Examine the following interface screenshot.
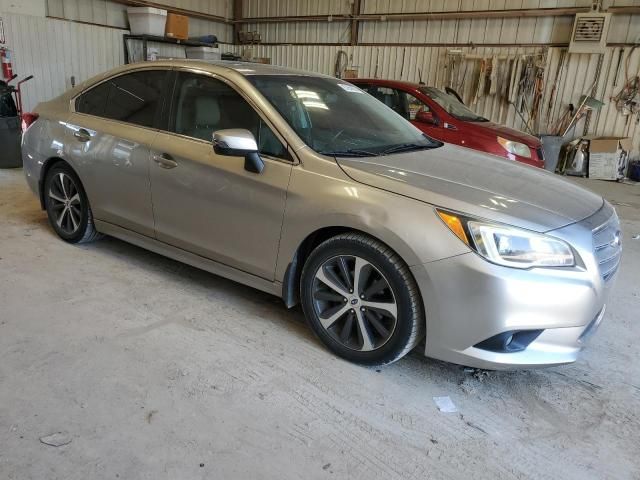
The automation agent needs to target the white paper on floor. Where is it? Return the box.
[433,396,457,413]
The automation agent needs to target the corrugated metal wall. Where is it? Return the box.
[46,0,128,27]
[359,0,578,45]
[235,0,640,156]
[45,0,233,41]
[237,43,640,155]
[2,12,125,112]
[240,0,640,45]
[2,1,638,156]
[242,0,351,43]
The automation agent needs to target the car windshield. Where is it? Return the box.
[248,75,440,156]
[419,87,488,122]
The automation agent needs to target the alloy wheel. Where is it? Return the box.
[48,172,82,235]
[312,255,398,351]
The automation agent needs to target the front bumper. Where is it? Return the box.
[411,206,619,369]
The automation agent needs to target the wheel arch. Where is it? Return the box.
[38,157,78,210]
[281,225,420,309]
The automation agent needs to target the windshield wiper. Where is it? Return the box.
[321,149,380,157]
[381,143,433,155]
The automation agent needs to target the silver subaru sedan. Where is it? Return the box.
[21,60,621,369]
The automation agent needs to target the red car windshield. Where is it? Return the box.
[419,87,488,122]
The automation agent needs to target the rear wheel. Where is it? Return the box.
[44,164,102,244]
[300,233,424,366]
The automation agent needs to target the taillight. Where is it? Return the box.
[21,112,39,133]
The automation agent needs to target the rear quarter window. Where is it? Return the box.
[75,82,110,117]
[75,70,166,129]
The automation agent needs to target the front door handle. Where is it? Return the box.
[73,128,91,142]
[152,153,178,169]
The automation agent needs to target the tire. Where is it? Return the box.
[43,163,102,244]
[300,233,425,366]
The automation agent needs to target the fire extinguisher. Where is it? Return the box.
[1,48,13,80]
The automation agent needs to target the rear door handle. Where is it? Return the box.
[73,128,91,142]
[152,153,178,169]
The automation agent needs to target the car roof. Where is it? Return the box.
[123,59,334,78]
[62,59,340,105]
[350,78,427,90]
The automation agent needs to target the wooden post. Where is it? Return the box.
[233,0,243,44]
[350,0,361,46]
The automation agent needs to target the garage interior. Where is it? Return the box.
[1,0,639,479]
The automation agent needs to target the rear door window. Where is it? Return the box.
[76,70,167,129]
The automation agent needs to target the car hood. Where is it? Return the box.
[337,144,603,232]
[471,121,540,147]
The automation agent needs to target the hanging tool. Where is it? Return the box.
[454,54,467,94]
[562,93,604,137]
[373,48,379,79]
[530,63,545,132]
[471,58,486,105]
[612,45,640,118]
[551,104,574,136]
[489,56,498,95]
[546,49,567,125]
[334,50,348,78]
[613,47,625,87]
[583,53,604,136]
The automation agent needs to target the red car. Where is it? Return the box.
[349,79,545,169]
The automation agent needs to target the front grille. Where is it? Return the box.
[592,213,622,282]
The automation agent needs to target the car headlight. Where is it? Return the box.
[436,210,575,269]
[497,136,531,158]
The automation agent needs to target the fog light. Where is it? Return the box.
[474,330,543,353]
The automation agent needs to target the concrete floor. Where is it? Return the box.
[0,167,639,480]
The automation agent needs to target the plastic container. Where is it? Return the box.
[185,47,221,61]
[0,116,22,168]
[127,7,167,36]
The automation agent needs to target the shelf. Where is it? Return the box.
[123,34,217,63]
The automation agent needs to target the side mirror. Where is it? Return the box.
[415,110,438,125]
[213,129,264,174]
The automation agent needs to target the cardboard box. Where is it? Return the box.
[165,13,188,40]
[587,136,632,181]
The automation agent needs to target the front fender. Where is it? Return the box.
[275,161,470,284]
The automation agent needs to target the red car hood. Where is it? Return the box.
[471,121,540,147]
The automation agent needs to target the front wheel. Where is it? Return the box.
[300,233,425,366]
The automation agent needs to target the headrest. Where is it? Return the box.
[195,96,220,126]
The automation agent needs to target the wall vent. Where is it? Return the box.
[569,13,610,53]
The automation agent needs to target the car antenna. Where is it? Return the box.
[418,68,425,85]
